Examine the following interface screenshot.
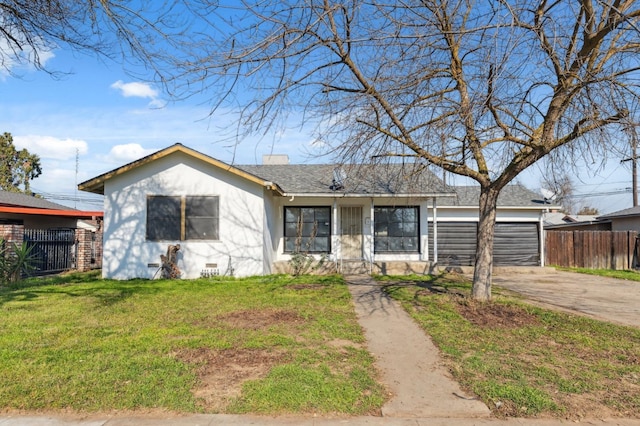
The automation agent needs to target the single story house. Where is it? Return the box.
[0,190,102,230]
[78,143,551,279]
[543,212,610,231]
[597,206,640,233]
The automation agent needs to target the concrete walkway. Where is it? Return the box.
[345,275,489,418]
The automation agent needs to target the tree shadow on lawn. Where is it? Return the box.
[0,274,168,308]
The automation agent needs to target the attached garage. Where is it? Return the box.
[429,221,540,266]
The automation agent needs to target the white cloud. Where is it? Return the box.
[13,135,87,160]
[0,38,55,79]
[110,80,164,107]
[105,143,158,163]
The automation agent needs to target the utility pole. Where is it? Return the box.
[621,126,639,207]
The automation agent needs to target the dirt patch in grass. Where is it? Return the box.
[217,309,306,330]
[284,283,328,290]
[175,347,287,412]
[453,299,540,328]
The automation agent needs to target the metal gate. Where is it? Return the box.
[24,229,76,275]
[340,206,363,259]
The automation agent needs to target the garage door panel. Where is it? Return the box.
[429,222,540,266]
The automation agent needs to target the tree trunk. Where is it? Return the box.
[472,185,500,301]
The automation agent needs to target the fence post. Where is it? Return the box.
[76,229,91,272]
[0,224,25,256]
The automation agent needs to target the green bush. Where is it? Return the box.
[0,239,37,285]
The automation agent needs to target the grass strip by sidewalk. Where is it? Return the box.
[555,266,640,282]
[0,272,385,415]
[377,273,640,419]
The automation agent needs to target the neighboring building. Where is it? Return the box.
[0,190,104,275]
[0,190,102,229]
[543,212,611,231]
[79,144,551,279]
[597,206,640,233]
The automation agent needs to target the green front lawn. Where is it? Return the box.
[0,272,384,415]
[378,273,640,419]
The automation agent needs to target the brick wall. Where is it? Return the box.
[1,224,103,273]
[76,228,103,272]
[0,224,24,246]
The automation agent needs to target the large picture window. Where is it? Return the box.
[374,206,419,252]
[284,207,331,253]
[147,195,219,241]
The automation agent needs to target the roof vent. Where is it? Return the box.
[262,154,289,165]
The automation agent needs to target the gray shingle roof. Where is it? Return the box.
[238,163,452,196]
[427,183,545,207]
[239,163,544,207]
[0,190,75,210]
[598,205,640,219]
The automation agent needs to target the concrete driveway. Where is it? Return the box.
[492,269,640,328]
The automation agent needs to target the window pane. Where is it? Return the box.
[301,208,315,223]
[285,222,299,237]
[373,207,419,252]
[403,222,417,236]
[314,237,329,252]
[316,222,330,237]
[389,222,404,237]
[284,238,296,252]
[285,208,300,223]
[186,218,218,240]
[315,208,330,222]
[185,196,219,240]
[374,238,388,252]
[283,207,331,253]
[404,237,418,250]
[147,196,181,241]
[301,222,316,237]
[403,208,417,222]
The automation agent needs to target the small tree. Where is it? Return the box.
[0,132,42,193]
[288,216,326,276]
[577,206,599,215]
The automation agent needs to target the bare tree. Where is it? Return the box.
[541,173,575,214]
[0,1,209,79]
[175,0,640,300]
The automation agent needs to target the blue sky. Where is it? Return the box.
[0,44,634,214]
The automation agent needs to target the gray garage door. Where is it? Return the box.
[428,222,540,266]
[494,222,540,266]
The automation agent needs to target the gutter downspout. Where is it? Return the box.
[433,198,438,266]
[539,211,545,267]
[332,199,339,271]
[370,198,374,274]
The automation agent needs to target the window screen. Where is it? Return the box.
[146,196,181,241]
[186,196,219,240]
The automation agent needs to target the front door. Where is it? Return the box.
[340,206,363,259]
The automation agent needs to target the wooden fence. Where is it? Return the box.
[545,230,639,270]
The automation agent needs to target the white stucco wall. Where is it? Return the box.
[270,198,545,265]
[102,152,266,279]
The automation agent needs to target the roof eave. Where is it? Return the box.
[78,144,286,196]
[0,206,103,218]
[280,192,457,198]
